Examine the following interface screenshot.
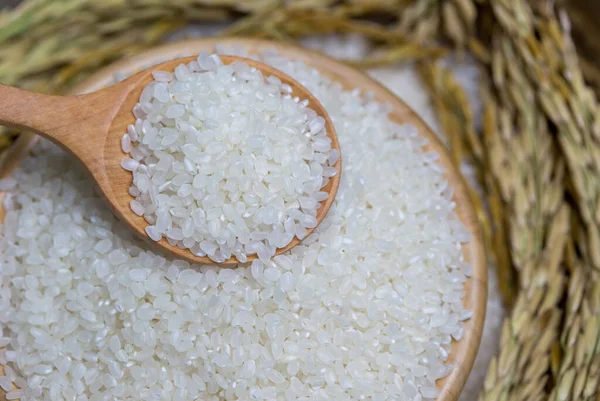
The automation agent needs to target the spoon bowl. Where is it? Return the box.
[0,55,341,265]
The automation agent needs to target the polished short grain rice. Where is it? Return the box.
[0,48,471,401]
[124,53,335,263]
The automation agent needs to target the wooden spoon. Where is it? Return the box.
[0,55,341,265]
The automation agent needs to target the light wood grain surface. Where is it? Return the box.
[0,38,486,401]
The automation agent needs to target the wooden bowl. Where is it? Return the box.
[0,38,487,401]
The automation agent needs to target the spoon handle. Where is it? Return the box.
[0,84,88,135]
[0,83,125,165]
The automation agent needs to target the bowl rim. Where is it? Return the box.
[0,38,487,401]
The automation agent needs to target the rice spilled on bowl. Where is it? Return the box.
[0,48,472,401]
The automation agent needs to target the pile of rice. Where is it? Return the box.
[122,53,337,263]
[0,48,471,401]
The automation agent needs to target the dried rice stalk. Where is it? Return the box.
[545,13,600,272]
[562,0,600,94]
[396,0,442,43]
[474,0,600,399]
[417,61,518,306]
[479,204,569,401]
[475,35,567,396]
[418,62,482,164]
[484,71,565,290]
[551,259,600,401]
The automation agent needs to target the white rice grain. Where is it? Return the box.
[0,49,471,401]
[124,53,335,263]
